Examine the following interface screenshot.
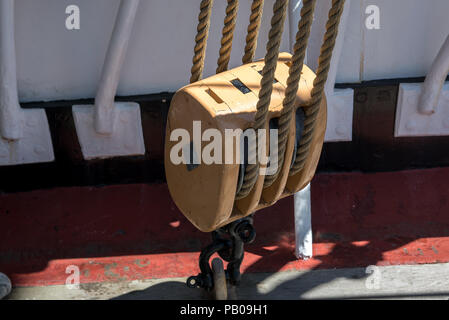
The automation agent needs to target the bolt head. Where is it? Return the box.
[0,144,9,158]
[34,146,45,155]
[405,119,417,131]
[335,124,347,136]
[443,118,449,129]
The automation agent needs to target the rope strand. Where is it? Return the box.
[217,0,239,73]
[263,0,317,188]
[190,0,214,83]
[242,0,264,64]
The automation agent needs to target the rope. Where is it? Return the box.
[242,0,264,64]
[290,0,346,176]
[235,0,289,200]
[263,0,317,188]
[190,0,214,83]
[217,0,239,73]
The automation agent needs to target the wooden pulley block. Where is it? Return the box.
[164,53,326,232]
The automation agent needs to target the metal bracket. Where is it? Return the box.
[72,0,145,160]
[0,0,54,166]
[395,35,449,137]
[72,102,144,160]
[325,89,354,142]
[186,216,256,291]
[395,83,449,137]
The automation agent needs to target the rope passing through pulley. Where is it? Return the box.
[236,0,289,199]
[263,0,317,188]
[164,0,347,232]
[290,0,346,176]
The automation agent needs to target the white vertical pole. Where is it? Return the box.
[0,0,22,141]
[288,0,303,54]
[294,183,313,259]
[94,0,140,135]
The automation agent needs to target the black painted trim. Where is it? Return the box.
[1,78,449,193]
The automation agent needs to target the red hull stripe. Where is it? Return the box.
[1,167,449,287]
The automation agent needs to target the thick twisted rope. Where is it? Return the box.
[242,0,264,64]
[263,0,317,188]
[190,0,214,83]
[290,0,345,176]
[235,0,289,200]
[217,0,239,73]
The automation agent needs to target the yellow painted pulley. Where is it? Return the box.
[165,0,344,232]
[165,53,326,232]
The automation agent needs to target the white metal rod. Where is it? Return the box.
[288,0,303,54]
[418,34,449,115]
[294,183,313,259]
[0,0,22,141]
[94,0,140,135]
